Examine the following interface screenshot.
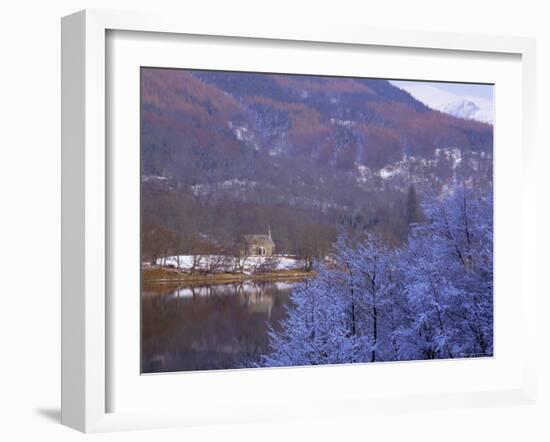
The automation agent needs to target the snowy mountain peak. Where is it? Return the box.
[442,100,479,119]
[440,100,492,124]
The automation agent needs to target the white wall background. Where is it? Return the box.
[0,1,547,440]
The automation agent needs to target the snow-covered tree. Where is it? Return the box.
[395,186,493,359]
[262,186,493,367]
[334,234,394,362]
[261,266,361,366]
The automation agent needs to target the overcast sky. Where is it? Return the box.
[390,80,494,123]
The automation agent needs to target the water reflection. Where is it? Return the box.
[141,280,300,373]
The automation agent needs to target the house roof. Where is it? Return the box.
[244,234,275,246]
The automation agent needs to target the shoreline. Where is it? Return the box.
[142,267,313,288]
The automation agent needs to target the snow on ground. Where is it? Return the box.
[228,121,261,151]
[373,148,469,183]
[153,254,306,274]
[330,118,355,128]
[377,160,409,180]
[190,179,258,197]
[355,163,372,184]
[435,147,462,169]
[141,175,168,182]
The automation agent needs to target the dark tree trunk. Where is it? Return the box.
[346,263,356,337]
[371,300,377,362]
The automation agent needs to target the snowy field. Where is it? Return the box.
[152,255,306,274]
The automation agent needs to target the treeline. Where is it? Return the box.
[142,181,424,265]
[261,187,493,366]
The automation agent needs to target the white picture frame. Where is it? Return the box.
[61,9,537,433]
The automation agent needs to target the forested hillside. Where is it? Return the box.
[141,68,493,260]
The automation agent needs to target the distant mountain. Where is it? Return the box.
[142,68,492,181]
[440,99,492,124]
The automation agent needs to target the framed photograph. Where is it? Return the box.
[61,9,537,432]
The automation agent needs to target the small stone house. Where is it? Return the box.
[244,229,275,257]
